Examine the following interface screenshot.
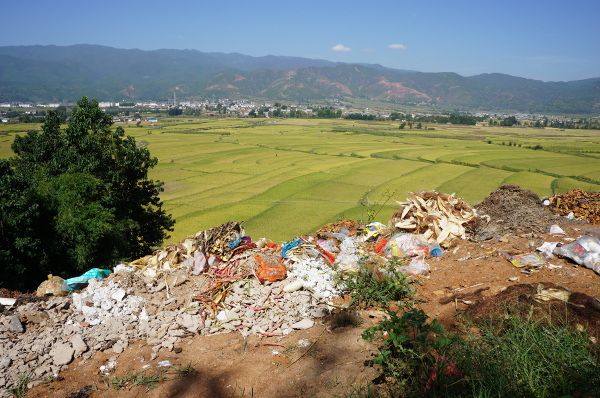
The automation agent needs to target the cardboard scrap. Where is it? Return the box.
[391,191,479,248]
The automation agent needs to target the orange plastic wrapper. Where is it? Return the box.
[255,255,287,283]
[375,238,388,254]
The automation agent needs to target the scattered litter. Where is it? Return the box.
[549,224,565,235]
[384,233,430,258]
[534,287,570,303]
[392,191,478,248]
[335,237,360,272]
[291,318,314,330]
[130,221,247,274]
[297,339,311,348]
[9,187,592,391]
[113,263,134,273]
[0,298,16,307]
[400,257,430,275]
[507,253,546,271]
[99,359,117,375]
[157,360,172,368]
[363,222,387,241]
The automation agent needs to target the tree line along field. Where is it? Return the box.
[1,118,599,242]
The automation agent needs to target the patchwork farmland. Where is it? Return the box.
[1,118,599,241]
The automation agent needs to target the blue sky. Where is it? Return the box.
[1,0,598,81]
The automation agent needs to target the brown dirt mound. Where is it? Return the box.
[470,184,560,241]
[464,283,600,339]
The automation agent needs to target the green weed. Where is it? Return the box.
[7,374,30,398]
[111,370,164,391]
[338,258,413,307]
[174,362,196,377]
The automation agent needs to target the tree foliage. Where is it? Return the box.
[0,97,174,290]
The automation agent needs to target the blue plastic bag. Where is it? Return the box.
[65,268,111,291]
[281,238,303,258]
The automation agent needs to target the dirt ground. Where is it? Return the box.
[27,225,600,397]
[28,320,380,398]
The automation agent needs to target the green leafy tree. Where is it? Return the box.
[0,97,174,289]
[55,105,68,123]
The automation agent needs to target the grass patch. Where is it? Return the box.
[7,374,30,398]
[174,362,196,377]
[362,309,600,397]
[457,316,600,397]
[111,370,164,391]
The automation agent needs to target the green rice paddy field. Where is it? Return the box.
[1,118,599,242]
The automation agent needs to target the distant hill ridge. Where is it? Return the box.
[0,44,599,114]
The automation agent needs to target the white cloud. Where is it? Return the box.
[387,43,407,50]
[331,44,351,52]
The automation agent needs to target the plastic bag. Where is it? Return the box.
[399,257,430,275]
[64,268,111,291]
[549,224,565,235]
[282,238,303,258]
[36,274,68,297]
[191,251,207,275]
[536,242,559,259]
[335,237,360,272]
[255,255,287,283]
[554,236,600,274]
[384,233,429,258]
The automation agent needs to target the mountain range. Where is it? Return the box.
[0,44,599,114]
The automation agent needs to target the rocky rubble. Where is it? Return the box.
[0,260,334,394]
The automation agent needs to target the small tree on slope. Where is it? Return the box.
[0,97,174,290]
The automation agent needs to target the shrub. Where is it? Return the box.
[362,310,600,397]
[338,258,413,307]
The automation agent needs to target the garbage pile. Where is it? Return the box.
[549,189,600,224]
[4,186,597,392]
[471,185,561,241]
[391,191,479,248]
